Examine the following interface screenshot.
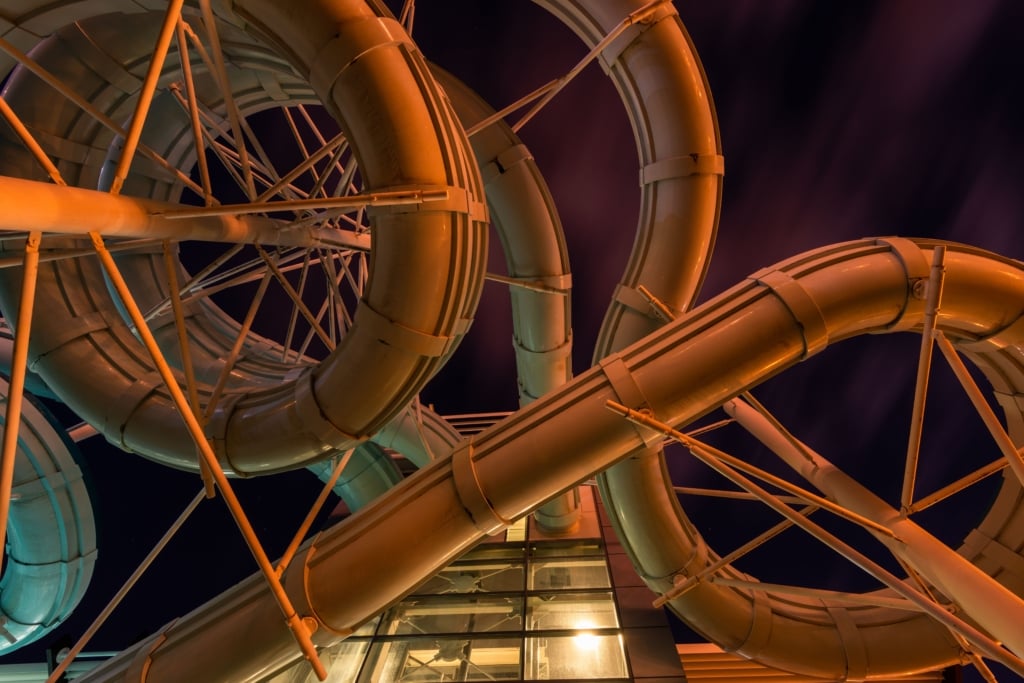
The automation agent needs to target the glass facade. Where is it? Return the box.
[263,538,629,682]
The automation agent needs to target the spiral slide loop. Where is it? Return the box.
[0,0,488,475]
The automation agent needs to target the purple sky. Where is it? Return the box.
[8,2,1024,679]
[415,0,1024,412]
[416,3,1024,679]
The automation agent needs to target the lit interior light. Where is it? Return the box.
[572,619,600,651]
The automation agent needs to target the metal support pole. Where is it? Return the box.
[902,245,946,511]
[671,422,901,539]
[908,456,1007,514]
[276,448,355,576]
[0,175,373,250]
[484,271,569,294]
[398,0,416,33]
[198,0,256,198]
[654,506,818,607]
[672,486,805,505]
[45,489,206,683]
[107,0,186,196]
[934,330,1024,486]
[465,0,670,135]
[282,252,313,363]
[161,241,215,497]
[608,400,1024,676]
[254,132,347,204]
[723,395,1024,660]
[0,238,164,270]
[898,558,1000,683]
[0,88,64,577]
[256,246,334,349]
[0,98,64,185]
[173,19,213,205]
[201,269,274,418]
[142,243,244,323]
[159,188,447,219]
[0,36,205,196]
[89,232,327,680]
[0,230,41,578]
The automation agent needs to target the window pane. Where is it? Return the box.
[352,615,380,637]
[260,639,370,683]
[528,558,610,590]
[416,561,525,594]
[526,592,619,631]
[524,634,628,680]
[506,516,528,542]
[379,595,523,636]
[462,544,526,561]
[529,541,603,558]
[360,637,522,682]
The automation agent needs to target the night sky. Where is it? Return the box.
[5,2,1024,681]
[411,4,1024,680]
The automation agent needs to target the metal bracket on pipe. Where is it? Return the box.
[828,605,869,681]
[24,126,95,166]
[487,272,571,295]
[877,237,932,331]
[963,528,1024,581]
[636,284,679,322]
[994,390,1024,415]
[451,441,509,535]
[598,0,677,70]
[101,371,163,447]
[639,153,725,185]
[29,311,109,366]
[653,574,699,608]
[481,143,534,182]
[513,335,572,363]
[121,627,172,683]
[613,284,675,322]
[598,356,662,447]
[366,185,489,223]
[733,588,773,657]
[750,268,828,358]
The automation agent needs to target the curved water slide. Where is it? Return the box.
[0,3,573,513]
[0,0,491,663]
[0,0,572,660]
[0,1,1021,682]
[77,241,1024,682]
[0,375,95,655]
[0,1,489,475]
[0,0,575,656]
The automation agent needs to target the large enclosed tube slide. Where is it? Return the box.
[81,239,1024,681]
[1,1,1022,680]
[0,0,489,476]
